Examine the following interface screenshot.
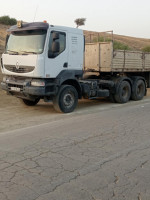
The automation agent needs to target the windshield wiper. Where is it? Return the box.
[19,51,38,55]
[6,50,19,55]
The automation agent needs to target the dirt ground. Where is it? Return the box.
[0,61,150,133]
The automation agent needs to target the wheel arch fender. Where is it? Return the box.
[61,79,82,99]
[56,70,83,99]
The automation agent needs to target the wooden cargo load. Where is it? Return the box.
[84,42,150,72]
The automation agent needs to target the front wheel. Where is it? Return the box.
[21,98,40,106]
[53,85,78,113]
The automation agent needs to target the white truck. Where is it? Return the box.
[1,21,150,113]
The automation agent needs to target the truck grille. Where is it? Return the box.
[4,65,35,73]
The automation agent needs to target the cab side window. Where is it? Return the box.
[48,31,66,58]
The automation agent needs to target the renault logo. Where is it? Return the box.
[16,62,20,70]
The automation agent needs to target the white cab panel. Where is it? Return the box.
[44,27,84,78]
[68,32,84,71]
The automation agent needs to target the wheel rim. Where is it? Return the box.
[63,92,75,109]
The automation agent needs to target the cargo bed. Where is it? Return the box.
[84,42,150,72]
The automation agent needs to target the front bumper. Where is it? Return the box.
[1,79,57,98]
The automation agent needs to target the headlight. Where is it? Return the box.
[3,76,6,82]
[3,76,10,83]
[31,80,45,87]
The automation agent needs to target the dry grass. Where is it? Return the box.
[0,24,9,53]
[113,34,150,50]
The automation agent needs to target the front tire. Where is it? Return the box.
[21,98,40,106]
[53,85,78,113]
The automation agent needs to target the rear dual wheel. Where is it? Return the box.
[131,79,145,101]
[110,79,145,104]
[114,81,131,103]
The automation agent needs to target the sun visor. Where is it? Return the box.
[7,22,49,32]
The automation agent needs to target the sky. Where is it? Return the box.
[0,0,150,38]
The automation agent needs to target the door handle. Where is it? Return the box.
[63,62,68,68]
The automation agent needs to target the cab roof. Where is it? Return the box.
[7,22,83,35]
[7,22,49,32]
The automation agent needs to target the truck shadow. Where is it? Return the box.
[35,98,113,114]
[77,98,114,110]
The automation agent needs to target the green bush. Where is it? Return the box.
[93,36,130,50]
[0,15,17,25]
[93,36,111,43]
[142,46,150,52]
[113,41,130,50]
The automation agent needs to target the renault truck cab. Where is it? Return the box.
[1,21,84,112]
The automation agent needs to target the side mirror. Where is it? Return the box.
[5,34,10,48]
[52,32,59,40]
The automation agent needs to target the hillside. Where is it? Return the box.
[113,34,150,50]
[84,30,150,51]
[0,24,9,54]
[0,24,150,53]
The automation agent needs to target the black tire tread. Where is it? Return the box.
[114,81,131,103]
[21,98,40,106]
[131,79,145,101]
[53,85,78,113]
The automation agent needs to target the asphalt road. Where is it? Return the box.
[0,97,150,200]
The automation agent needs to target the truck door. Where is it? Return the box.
[45,30,68,78]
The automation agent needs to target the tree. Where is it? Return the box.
[0,15,17,25]
[74,18,86,28]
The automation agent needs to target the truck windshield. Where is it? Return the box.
[6,29,47,55]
